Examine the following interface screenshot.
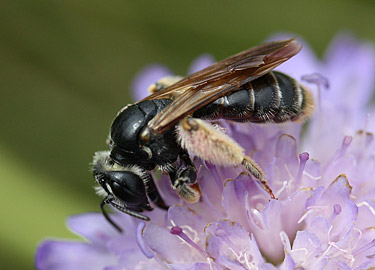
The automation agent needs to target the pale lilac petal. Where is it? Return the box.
[255,200,284,262]
[118,252,159,269]
[301,158,321,188]
[280,188,314,238]
[279,253,295,270]
[67,213,123,246]
[356,200,375,231]
[273,134,299,192]
[197,163,227,218]
[36,241,117,270]
[143,222,206,264]
[222,173,265,229]
[205,220,269,269]
[324,32,375,107]
[290,231,322,267]
[169,263,216,270]
[356,262,375,270]
[167,205,207,235]
[187,54,215,74]
[267,33,321,81]
[131,64,173,101]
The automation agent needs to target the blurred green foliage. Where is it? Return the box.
[1,1,375,269]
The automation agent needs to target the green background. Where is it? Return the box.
[1,1,375,269]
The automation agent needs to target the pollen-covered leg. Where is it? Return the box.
[165,162,201,203]
[242,157,275,199]
[147,76,183,94]
[178,117,275,199]
[173,178,201,203]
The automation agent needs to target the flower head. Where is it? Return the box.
[36,34,375,270]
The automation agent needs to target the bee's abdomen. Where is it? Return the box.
[193,71,313,123]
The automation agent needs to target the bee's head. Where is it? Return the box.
[92,151,152,212]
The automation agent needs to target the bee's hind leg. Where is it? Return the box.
[178,117,275,199]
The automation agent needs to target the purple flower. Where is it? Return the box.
[36,34,375,269]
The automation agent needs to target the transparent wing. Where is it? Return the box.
[141,38,301,134]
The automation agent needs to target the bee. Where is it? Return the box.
[93,39,314,232]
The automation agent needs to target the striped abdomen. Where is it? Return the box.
[193,71,314,123]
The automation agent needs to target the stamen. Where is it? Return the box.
[244,192,266,230]
[170,225,207,256]
[328,241,354,264]
[363,113,371,134]
[248,193,267,211]
[136,221,154,258]
[350,228,363,252]
[228,247,255,269]
[357,201,375,217]
[298,206,327,224]
[284,163,294,185]
[275,181,288,198]
[301,73,329,112]
[315,245,332,265]
[302,171,322,181]
[301,73,329,89]
[247,208,266,230]
[280,231,291,252]
[353,239,375,256]
[298,208,315,224]
[296,152,309,186]
[327,225,356,264]
[339,136,353,156]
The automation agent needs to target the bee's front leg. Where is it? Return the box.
[165,153,201,203]
[178,117,275,199]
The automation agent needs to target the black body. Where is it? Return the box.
[93,71,309,231]
[111,71,307,171]
[193,71,305,123]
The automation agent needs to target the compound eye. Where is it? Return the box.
[109,171,148,208]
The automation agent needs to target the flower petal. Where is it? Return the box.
[290,231,322,267]
[169,262,218,270]
[267,33,321,80]
[324,33,375,109]
[131,64,173,101]
[143,222,206,264]
[205,220,268,269]
[36,240,117,270]
[187,54,215,74]
[67,213,124,247]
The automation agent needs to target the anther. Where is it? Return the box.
[328,204,342,223]
[301,73,329,112]
[296,152,309,185]
[339,136,353,156]
[170,226,207,256]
